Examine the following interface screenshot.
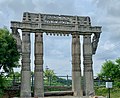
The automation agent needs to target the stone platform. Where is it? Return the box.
[45,91,73,96]
[13,96,105,98]
[45,97,105,98]
[13,91,105,98]
[14,96,105,98]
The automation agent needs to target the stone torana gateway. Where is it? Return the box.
[11,12,101,98]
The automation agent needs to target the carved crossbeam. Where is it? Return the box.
[11,21,101,34]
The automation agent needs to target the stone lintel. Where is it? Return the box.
[11,22,101,34]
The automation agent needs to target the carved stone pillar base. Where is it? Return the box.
[34,71,44,97]
[72,71,83,96]
[84,71,94,96]
[20,71,31,97]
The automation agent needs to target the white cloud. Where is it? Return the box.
[32,0,76,15]
[103,41,115,50]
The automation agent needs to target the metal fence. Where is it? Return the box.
[5,75,109,87]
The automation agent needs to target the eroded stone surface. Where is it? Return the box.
[11,12,102,97]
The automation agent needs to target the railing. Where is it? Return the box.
[4,75,120,97]
[5,75,110,88]
[5,75,72,92]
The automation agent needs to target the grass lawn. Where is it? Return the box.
[95,87,120,98]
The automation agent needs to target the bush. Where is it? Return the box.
[115,82,120,88]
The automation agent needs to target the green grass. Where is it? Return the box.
[95,87,120,98]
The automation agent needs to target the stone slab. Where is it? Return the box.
[13,96,105,98]
[45,91,73,96]
[13,96,90,98]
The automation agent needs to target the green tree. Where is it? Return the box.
[7,72,21,82]
[0,28,20,96]
[0,28,20,73]
[44,68,57,85]
[115,58,120,71]
[0,74,10,97]
[98,59,120,81]
[44,69,56,80]
[44,67,72,86]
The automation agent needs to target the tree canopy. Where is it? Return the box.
[0,28,20,73]
[98,58,120,81]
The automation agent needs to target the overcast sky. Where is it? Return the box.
[0,0,120,76]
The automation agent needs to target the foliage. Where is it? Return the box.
[0,75,6,97]
[0,28,20,97]
[44,68,56,80]
[115,82,120,88]
[44,68,72,91]
[56,77,72,86]
[44,68,72,87]
[0,74,12,97]
[44,68,58,85]
[98,59,120,81]
[0,28,20,73]
[7,72,21,80]
[95,86,120,98]
[0,72,21,97]
[6,72,21,85]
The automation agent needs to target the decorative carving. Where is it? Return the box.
[11,12,101,35]
[92,32,101,54]
[22,12,91,25]
[12,28,22,53]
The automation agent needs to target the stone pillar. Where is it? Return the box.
[83,34,94,96]
[72,34,83,96]
[21,30,31,97]
[34,33,44,97]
